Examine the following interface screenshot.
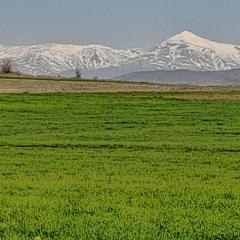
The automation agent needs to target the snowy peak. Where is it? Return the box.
[168,31,208,45]
[166,31,239,56]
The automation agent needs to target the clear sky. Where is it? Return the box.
[0,0,240,48]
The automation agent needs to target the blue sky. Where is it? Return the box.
[0,0,239,48]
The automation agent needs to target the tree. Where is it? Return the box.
[1,58,12,74]
[75,68,82,79]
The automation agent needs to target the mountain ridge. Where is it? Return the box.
[0,31,240,77]
[114,68,240,86]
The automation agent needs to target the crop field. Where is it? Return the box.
[0,92,240,239]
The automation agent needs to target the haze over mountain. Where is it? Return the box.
[114,69,240,86]
[0,31,240,78]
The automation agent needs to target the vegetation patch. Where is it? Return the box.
[0,93,239,239]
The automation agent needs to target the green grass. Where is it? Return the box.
[0,93,240,239]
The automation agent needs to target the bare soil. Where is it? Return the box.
[0,77,240,100]
[163,95,240,100]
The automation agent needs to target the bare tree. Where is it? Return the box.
[1,58,12,74]
[75,68,82,79]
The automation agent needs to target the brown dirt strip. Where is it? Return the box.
[0,78,206,93]
[0,78,240,100]
[162,95,240,100]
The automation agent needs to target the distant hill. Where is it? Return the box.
[114,69,240,86]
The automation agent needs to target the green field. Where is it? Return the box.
[0,93,240,239]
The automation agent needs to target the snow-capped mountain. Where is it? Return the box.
[0,31,240,77]
[0,43,143,75]
[131,31,240,71]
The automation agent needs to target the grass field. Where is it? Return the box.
[0,92,240,239]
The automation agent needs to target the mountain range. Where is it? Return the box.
[0,31,240,79]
